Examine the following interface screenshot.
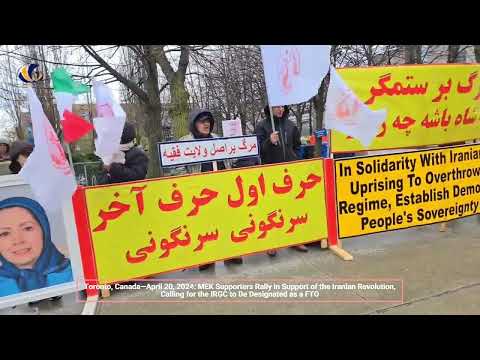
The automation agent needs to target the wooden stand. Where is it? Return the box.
[329,245,353,261]
[101,288,111,298]
[324,158,354,261]
[439,222,448,232]
[81,294,99,315]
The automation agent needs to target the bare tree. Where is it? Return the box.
[0,46,26,140]
[82,45,166,178]
[405,45,423,64]
[312,74,330,155]
[152,46,192,139]
[289,102,308,135]
[448,45,461,63]
[474,45,480,62]
[26,45,63,135]
[190,45,266,135]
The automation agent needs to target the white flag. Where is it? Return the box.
[325,67,387,147]
[20,88,77,211]
[92,81,126,165]
[261,45,331,106]
[54,92,76,119]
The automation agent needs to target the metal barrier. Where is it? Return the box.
[73,161,102,186]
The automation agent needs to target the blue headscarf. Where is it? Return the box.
[0,197,70,292]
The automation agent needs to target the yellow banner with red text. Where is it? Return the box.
[333,64,480,152]
[83,160,328,284]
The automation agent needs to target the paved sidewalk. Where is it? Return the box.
[2,216,479,315]
[96,216,480,315]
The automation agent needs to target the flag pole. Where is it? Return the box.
[269,105,276,133]
[66,142,75,175]
[55,107,76,176]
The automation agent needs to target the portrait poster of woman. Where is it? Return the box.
[0,175,84,309]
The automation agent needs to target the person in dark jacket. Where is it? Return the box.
[175,109,230,174]
[178,109,241,271]
[255,104,308,256]
[0,139,10,162]
[8,141,34,174]
[256,105,302,164]
[100,122,149,184]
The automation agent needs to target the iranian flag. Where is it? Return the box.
[52,68,92,143]
[92,80,126,165]
[62,110,94,143]
[20,88,77,211]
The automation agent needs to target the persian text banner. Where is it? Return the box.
[83,160,327,284]
[158,136,259,167]
[332,64,480,152]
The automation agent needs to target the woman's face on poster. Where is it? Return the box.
[0,207,44,269]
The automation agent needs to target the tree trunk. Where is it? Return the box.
[239,110,247,135]
[405,45,422,64]
[295,112,303,135]
[145,102,164,178]
[448,45,460,63]
[142,47,164,178]
[170,76,190,139]
[474,45,480,62]
[15,126,25,141]
[308,100,313,135]
[313,74,330,156]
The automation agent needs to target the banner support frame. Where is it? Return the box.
[324,158,353,261]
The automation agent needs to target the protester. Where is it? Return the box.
[177,108,242,270]
[0,139,10,162]
[255,104,308,256]
[8,141,34,174]
[0,197,73,297]
[98,122,149,184]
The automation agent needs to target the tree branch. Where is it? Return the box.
[153,46,175,83]
[178,45,191,78]
[82,45,149,103]
[159,83,169,94]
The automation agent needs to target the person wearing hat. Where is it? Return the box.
[176,109,242,271]
[176,109,230,174]
[100,122,149,184]
[8,141,34,174]
[0,139,10,162]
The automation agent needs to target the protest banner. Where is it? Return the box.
[0,175,85,309]
[335,144,480,238]
[222,119,243,137]
[73,159,328,285]
[158,135,259,167]
[331,64,480,152]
